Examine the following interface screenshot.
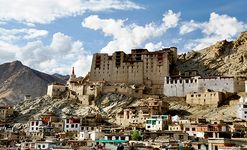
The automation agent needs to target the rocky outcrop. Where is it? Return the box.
[0,61,65,105]
[14,93,135,123]
[176,31,247,76]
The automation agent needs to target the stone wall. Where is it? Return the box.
[47,84,67,99]
[164,76,246,97]
[164,77,198,97]
[102,85,143,98]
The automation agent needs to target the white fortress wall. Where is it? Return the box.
[197,77,235,93]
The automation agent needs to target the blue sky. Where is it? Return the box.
[0,0,246,76]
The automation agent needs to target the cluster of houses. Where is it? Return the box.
[1,106,247,149]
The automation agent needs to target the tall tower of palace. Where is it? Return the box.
[68,67,76,83]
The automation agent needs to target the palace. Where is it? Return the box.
[89,47,177,94]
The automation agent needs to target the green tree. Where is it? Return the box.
[131,129,141,141]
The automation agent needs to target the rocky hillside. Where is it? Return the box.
[14,93,135,123]
[0,61,65,105]
[14,93,238,124]
[176,31,247,76]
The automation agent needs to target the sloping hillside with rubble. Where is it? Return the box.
[14,93,239,125]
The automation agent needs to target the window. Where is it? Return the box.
[192,127,195,131]
[66,125,69,128]
[36,122,39,126]
[75,124,78,128]
[31,127,34,130]
[42,145,45,148]
[71,124,74,128]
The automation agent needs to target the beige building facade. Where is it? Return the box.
[0,106,14,121]
[116,99,169,127]
[47,68,103,105]
[168,124,183,131]
[90,48,177,94]
[186,91,223,107]
[47,83,67,99]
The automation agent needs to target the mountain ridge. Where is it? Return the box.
[0,60,66,105]
[176,31,247,76]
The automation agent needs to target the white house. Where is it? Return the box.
[21,141,56,150]
[238,95,247,120]
[64,118,80,132]
[29,120,43,132]
[77,130,104,141]
[104,134,130,141]
[145,115,170,131]
[35,141,57,150]
[237,81,247,120]
[183,124,205,138]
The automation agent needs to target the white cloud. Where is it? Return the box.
[163,10,181,28]
[0,0,143,24]
[0,41,18,62]
[23,29,48,40]
[202,12,246,39]
[82,10,180,53]
[0,28,48,42]
[0,32,92,76]
[181,12,247,50]
[179,20,202,35]
[144,42,163,51]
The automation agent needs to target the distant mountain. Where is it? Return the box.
[176,31,247,76]
[52,73,70,81]
[0,61,66,105]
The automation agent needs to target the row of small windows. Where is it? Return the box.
[167,80,231,85]
[31,127,38,130]
[190,93,217,97]
[65,124,79,128]
[167,79,197,84]
[37,145,46,149]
